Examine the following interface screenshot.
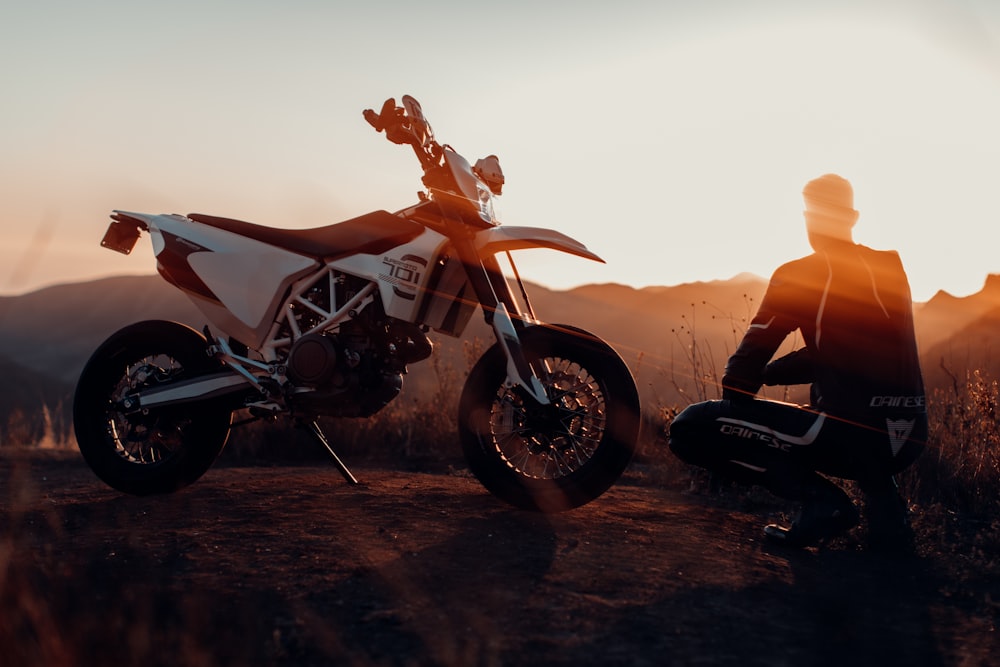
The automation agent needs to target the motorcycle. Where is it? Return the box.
[73,96,640,512]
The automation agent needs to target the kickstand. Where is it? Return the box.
[300,420,359,485]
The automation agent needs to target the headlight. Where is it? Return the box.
[476,182,498,225]
[429,148,501,227]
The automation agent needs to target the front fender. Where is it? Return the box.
[473,226,604,263]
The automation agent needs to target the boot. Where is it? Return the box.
[762,469,860,548]
[764,496,860,547]
[863,480,915,554]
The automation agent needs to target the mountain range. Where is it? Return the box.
[1,271,999,438]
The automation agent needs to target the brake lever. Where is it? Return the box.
[363,108,381,130]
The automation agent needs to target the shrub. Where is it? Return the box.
[901,369,1000,518]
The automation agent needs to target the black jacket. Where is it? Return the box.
[722,241,926,422]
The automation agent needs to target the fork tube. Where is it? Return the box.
[451,236,549,405]
[450,236,508,323]
[505,250,536,321]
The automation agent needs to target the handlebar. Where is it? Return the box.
[363,96,442,170]
[363,98,400,134]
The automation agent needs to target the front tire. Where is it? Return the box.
[459,324,640,512]
[73,320,232,495]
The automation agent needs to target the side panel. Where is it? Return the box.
[329,227,462,324]
[416,252,477,336]
[143,214,319,347]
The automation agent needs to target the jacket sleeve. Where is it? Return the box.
[763,348,814,386]
[722,265,798,400]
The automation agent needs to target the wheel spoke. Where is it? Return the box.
[105,355,190,465]
[488,355,607,480]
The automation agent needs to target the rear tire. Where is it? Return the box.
[459,324,640,512]
[73,320,232,495]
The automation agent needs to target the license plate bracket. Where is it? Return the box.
[101,220,142,255]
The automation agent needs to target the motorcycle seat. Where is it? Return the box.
[187,210,424,259]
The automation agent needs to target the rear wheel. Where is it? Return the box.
[459,324,640,512]
[73,320,232,495]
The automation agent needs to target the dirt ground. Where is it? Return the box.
[1,449,997,667]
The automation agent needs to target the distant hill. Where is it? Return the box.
[920,304,1000,394]
[913,274,1000,353]
[0,353,71,446]
[0,274,774,409]
[2,272,1000,423]
[0,275,203,384]
[532,275,779,404]
[910,275,1000,395]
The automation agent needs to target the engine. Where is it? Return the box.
[285,317,432,418]
[286,333,340,386]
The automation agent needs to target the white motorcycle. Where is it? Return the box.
[73,96,640,511]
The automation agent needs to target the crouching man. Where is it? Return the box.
[669,174,927,550]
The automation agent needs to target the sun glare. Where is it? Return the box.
[0,5,997,302]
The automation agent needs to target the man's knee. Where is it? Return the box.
[668,400,722,464]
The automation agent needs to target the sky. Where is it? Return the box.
[2,0,999,303]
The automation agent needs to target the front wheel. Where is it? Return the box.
[73,320,233,495]
[459,324,640,512]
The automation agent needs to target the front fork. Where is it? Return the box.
[490,302,550,405]
[452,236,550,406]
